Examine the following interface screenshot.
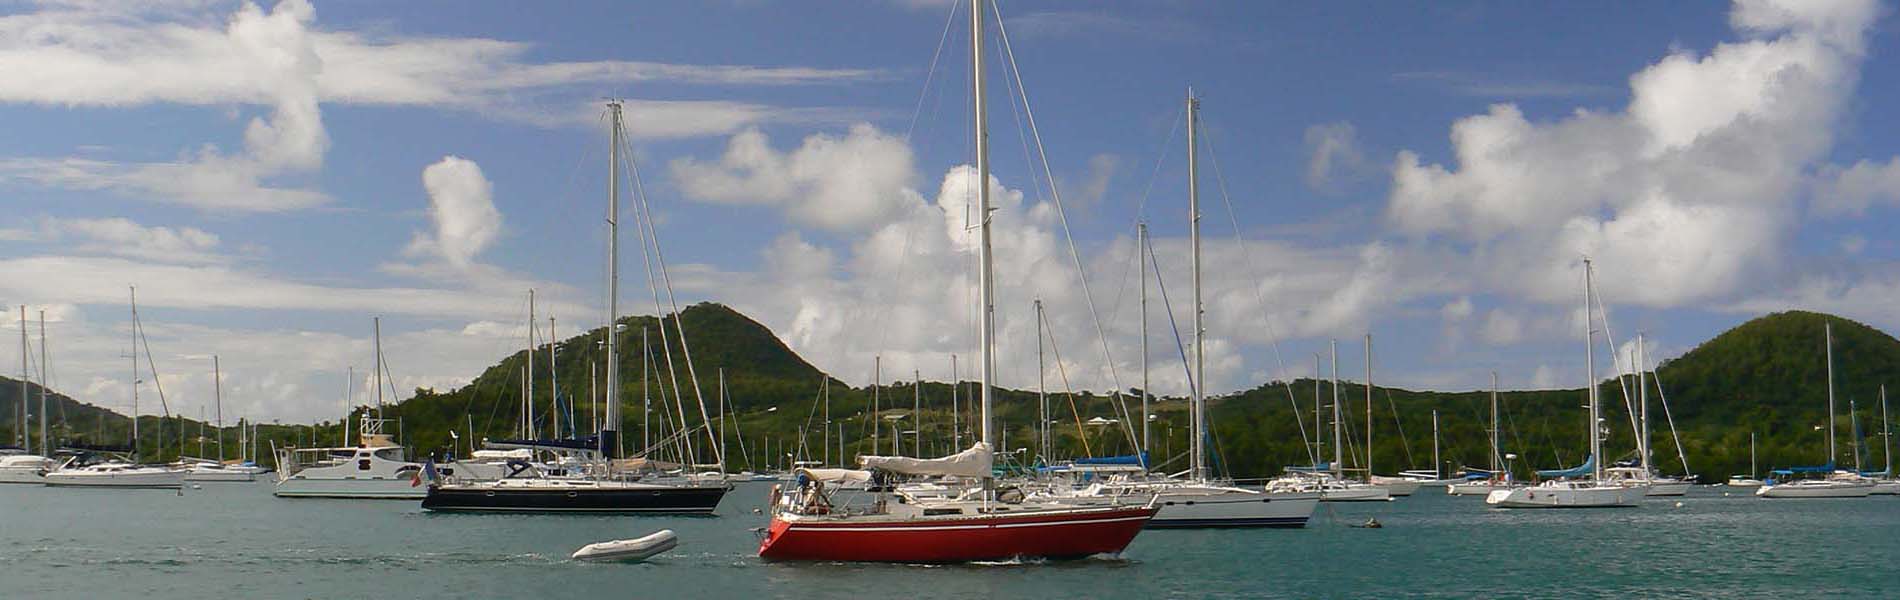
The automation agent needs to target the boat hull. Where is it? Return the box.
[0,467,46,484]
[185,468,259,482]
[421,483,729,513]
[1644,481,1691,497]
[1873,481,1900,495]
[274,477,426,499]
[1485,484,1645,508]
[43,468,186,489]
[1447,481,1513,496]
[758,506,1157,563]
[1146,490,1317,528]
[1369,477,1421,497]
[1320,486,1391,502]
[1756,481,1875,498]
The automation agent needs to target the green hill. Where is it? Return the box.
[13,306,1896,481]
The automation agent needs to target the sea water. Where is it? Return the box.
[3,482,1898,598]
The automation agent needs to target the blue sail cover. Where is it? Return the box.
[1536,455,1594,478]
[1772,463,1834,475]
[1074,452,1149,466]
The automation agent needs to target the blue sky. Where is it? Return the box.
[3,0,1899,423]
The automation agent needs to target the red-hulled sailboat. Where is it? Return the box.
[758,0,1156,562]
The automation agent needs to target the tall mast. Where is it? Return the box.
[1036,299,1047,463]
[549,316,559,438]
[1431,409,1441,479]
[1365,333,1373,479]
[18,305,27,453]
[1138,222,1150,464]
[130,287,140,462]
[1852,396,1863,473]
[214,355,223,461]
[1826,322,1837,466]
[950,355,959,448]
[718,368,727,469]
[1331,340,1342,479]
[1584,259,1602,481]
[602,100,622,460]
[1490,372,1500,473]
[37,310,47,454]
[1187,87,1206,482]
[822,378,830,465]
[873,356,881,453]
[913,369,922,457]
[374,317,383,414]
[972,0,995,455]
[1638,332,1649,472]
[1750,431,1757,479]
[527,289,536,438]
[1314,354,1323,467]
[640,327,648,453]
[1884,385,1891,476]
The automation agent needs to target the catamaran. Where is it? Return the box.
[1487,259,1645,508]
[758,1,1157,561]
[1758,322,1875,498]
[274,319,424,499]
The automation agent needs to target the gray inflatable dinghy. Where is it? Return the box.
[571,529,678,562]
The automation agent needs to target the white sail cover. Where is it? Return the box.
[859,442,993,478]
[800,468,873,483]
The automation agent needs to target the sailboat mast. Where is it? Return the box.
[1432,409,1441,479]
[1826,322,1837,465]
[1138,222,1150,463]
[374,317,383,414]
[950,355,959,448]
[527,290,536,438]
[603,100,622,461]
[914,369,922,457]
[1187,87,1206,482]
[130,287,140,462]
[1584,259,1602,481]
[718,368,727,468]
[1750,431,1757,479]
[37,310,47,454]
[1490,372,1499,473]
[1331,340,1342,478]
[1869,387,1884,476]
[1365,334,1373,479]
[550,316,559,438]
[18,305,27,453]
[1315,355,1323,468]
[873,356,881,454]
[973,0,995,456]
[214,355,223,461]
[1036,299,1047,463]
[1638,332,1649,471]
[1852,396,1862,473]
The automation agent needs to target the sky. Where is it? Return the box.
[4,0,1900,424]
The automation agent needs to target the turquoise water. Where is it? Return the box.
[3,482,1899,598]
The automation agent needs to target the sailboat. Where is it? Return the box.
[181,356,263,482]
[757,1,1156,561]
[1758,322,1875,498]
[1726,432,1764,488]
[1270,342,1390,502]
[1,306,53,484]
[1364,335,1419,497]
[1602,334,1692,496]
[273,318,425,499]
[1034,90,1319,527]
[421,100,731,514]
[1486,259,1645,508]
[1448,373,1521,496]
[44,289,188,489]
[1873,386,1900,494]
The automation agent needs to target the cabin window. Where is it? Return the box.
[922,508,963,516]
[358,459,372,471]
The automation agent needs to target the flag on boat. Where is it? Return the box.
[412,459,438,487]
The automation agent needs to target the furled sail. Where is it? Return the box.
[859,442,993,478]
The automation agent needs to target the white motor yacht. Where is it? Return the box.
[0,453,54,484]
[1756,471,1876,498]
[1486,479,1647,508]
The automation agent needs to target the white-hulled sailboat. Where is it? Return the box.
[1449,373,1521,496]
[2,305,53,484]
[1726,432,1764,489]
[1034,92,1318,527]
[44,289,187,489]
[1487,259,1645,508]
[757,0,1157,561]
[1873,386,1900,494]
[1758,322,1875,498]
